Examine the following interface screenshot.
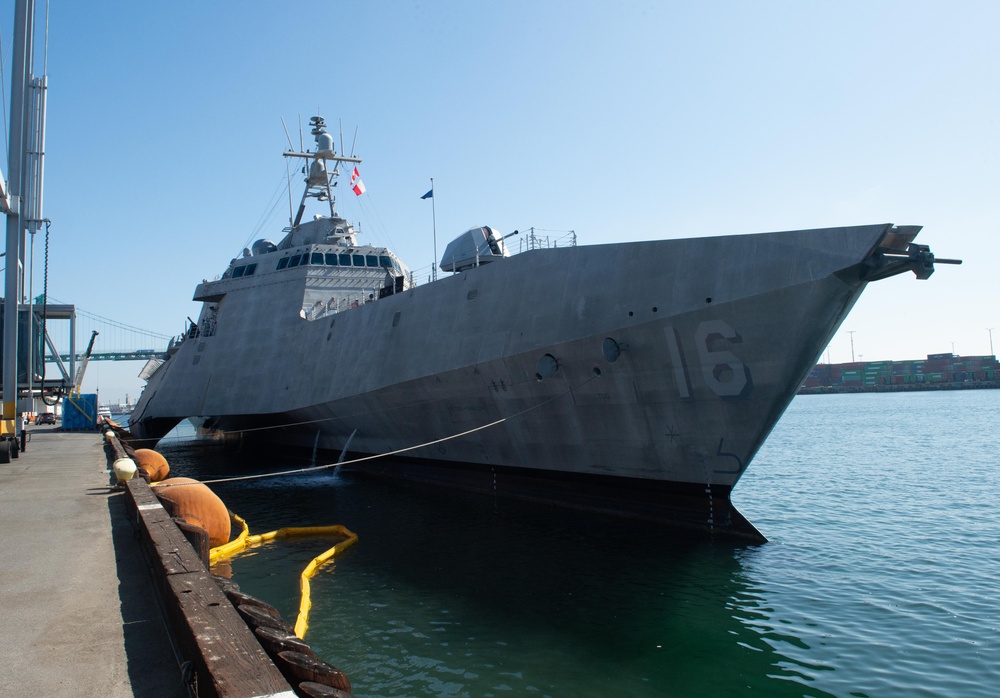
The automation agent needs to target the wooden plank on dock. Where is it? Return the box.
[167,570,294,697]
[125,478,294,698]
[127,481,204,575]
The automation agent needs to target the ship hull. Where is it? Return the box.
[130,224,900,538]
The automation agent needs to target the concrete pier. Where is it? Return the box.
[0,425,185,697]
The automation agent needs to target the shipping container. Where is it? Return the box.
[62,394,97,431]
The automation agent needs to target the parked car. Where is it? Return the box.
[38,413,56,424]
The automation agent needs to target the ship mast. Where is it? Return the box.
[283,116,360,228]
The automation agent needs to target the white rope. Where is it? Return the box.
[148,381,495,445]
[193,415,508,487]
[159,373,598,488]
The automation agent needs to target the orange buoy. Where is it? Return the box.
[152,477,231,547]
[133,448,171,482]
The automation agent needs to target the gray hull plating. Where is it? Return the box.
[131,223,902,535]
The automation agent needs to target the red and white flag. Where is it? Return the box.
[350,166,366,196]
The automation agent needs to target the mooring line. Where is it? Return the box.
[142,381,503,446]
[156,374,598,488]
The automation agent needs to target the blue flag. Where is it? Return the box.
[421,189,433,199]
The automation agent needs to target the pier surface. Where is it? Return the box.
[0,425,185,697]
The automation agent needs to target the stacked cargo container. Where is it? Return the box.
[801,354,1000,391]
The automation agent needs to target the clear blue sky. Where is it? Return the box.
[3,1,997,403]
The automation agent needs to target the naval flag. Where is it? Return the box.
[421,188,433,199]
[350,167,366,196]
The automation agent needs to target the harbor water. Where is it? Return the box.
[152,390,999,697]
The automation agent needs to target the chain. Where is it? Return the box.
[40,220,60,406]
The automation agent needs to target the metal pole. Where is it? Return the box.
[69,310,76,386]
[430,177,437,281]
[24,80,37,392]
[24,74,46,413]
[26,232,33,409]
[988,328,994,357]
[847,330,856,363]
[4,0,35,422]
[32,76,47,230]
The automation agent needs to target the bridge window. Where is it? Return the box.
[325,253,339,266]
[379,255,392,269]
[352,254,365,267]
[339,253,352,266]
[311,252,324,265]
[232,266,246,278]
[244,263,257,276]
[277,257,290,270]
[366,255,378,268]
[288,254,302,268]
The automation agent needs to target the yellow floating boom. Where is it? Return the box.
[210,513,358,639]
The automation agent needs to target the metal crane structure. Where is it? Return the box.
[1,0,77,461]
[71,331,99,397]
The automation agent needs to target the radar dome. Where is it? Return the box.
[316,132,335,153]
[252,239,277,256]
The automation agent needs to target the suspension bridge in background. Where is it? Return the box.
[42,296,174,364]
[0,297,176,409]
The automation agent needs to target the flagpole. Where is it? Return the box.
[430,177,437,281]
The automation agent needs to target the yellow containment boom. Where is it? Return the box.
[210,513,358,639]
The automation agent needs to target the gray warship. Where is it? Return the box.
[129,116,957,540]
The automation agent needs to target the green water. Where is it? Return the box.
[159,390,999,697]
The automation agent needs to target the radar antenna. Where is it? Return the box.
[283,115,361,227]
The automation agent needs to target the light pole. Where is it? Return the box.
[989,328,995,357]
[847,330,856,363]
